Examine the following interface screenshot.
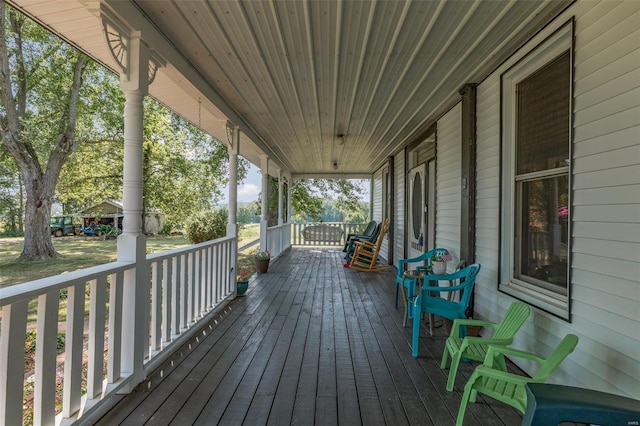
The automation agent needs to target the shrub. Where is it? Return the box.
[185,208,228,244]
[160,222,174,235]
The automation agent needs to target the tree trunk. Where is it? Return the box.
[20,175,57,261]
[18,172,24,233]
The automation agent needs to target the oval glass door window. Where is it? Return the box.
[412,172,422,239]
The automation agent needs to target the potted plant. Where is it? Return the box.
[236,268,252,296]
[431,249,452,274]
[254,250,271,273]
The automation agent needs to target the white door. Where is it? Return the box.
[408,164,426,260]
[408,161,436,262]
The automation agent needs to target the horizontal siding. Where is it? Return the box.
[371,167,389,261]
[474,69,504,324]
[572,1,640,399]
[572,203,640,223]
[435,103,462,268]
[474,0,640,399]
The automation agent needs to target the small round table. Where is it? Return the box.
[402,269,452,332]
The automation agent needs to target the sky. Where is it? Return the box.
[221,163,262,204]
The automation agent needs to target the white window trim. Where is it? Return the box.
[499,21,573,321]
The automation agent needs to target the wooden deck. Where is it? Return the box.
[90,248,524,425]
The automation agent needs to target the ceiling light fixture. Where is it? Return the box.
[337,134,345,145]
[333,161,338,170]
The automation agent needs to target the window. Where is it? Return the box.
[500,21,573,320]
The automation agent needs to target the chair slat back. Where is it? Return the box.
[372,218,389,250]
[533,334,579,380]
[455,263,481,309]
[361,221,377,238]
[493,302,531,340]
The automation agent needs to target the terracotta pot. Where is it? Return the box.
[255,258,270,273]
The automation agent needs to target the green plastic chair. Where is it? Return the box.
[441,301,531,391]
[456,333,579,426]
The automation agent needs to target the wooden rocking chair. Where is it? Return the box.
[348,218,389,272]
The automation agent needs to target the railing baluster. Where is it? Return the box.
[162,258,172,343]
[218,244,224,302]
[62,282,86,418]
[0,300,28,426]
[180,254,187,330]
[202,247,207,313]
[34,290,59,425]
[171,256,179,337]
[108,271,123,382]
[206,247,212,309]
[150,261,162,352]
[216,244,221,302]
[195,250,202,318]
[187,252,195,324]
[87,277,107,399]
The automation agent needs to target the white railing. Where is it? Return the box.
[266,223,292,258]
[0,236,236,425]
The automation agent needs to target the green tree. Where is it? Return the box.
[0,4,97,260]
[290,179,366,222]
[184,208,228,244]
[237,203,257,224]
[57,94,244,233]
[141,104,242,231]
[54,69,124,212]
[0,149,21,234]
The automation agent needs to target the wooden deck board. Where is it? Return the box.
[90,247,527,425]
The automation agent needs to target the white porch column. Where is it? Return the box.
[260,155,269,251]
[287,174,292,223]
[227,126,239,294]
[278,170,284,226]
[117,33,150,388]
[227,125,239,238]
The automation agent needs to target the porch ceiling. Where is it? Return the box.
[8,0,570,177]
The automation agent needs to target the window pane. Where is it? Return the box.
[516,51,570,174]
[411,172,422,239]
[518,175,569,291]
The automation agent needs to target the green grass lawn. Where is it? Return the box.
[0,223,262,288]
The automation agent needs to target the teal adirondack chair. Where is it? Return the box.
[456,334,579,426]
[440,301,531,391]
